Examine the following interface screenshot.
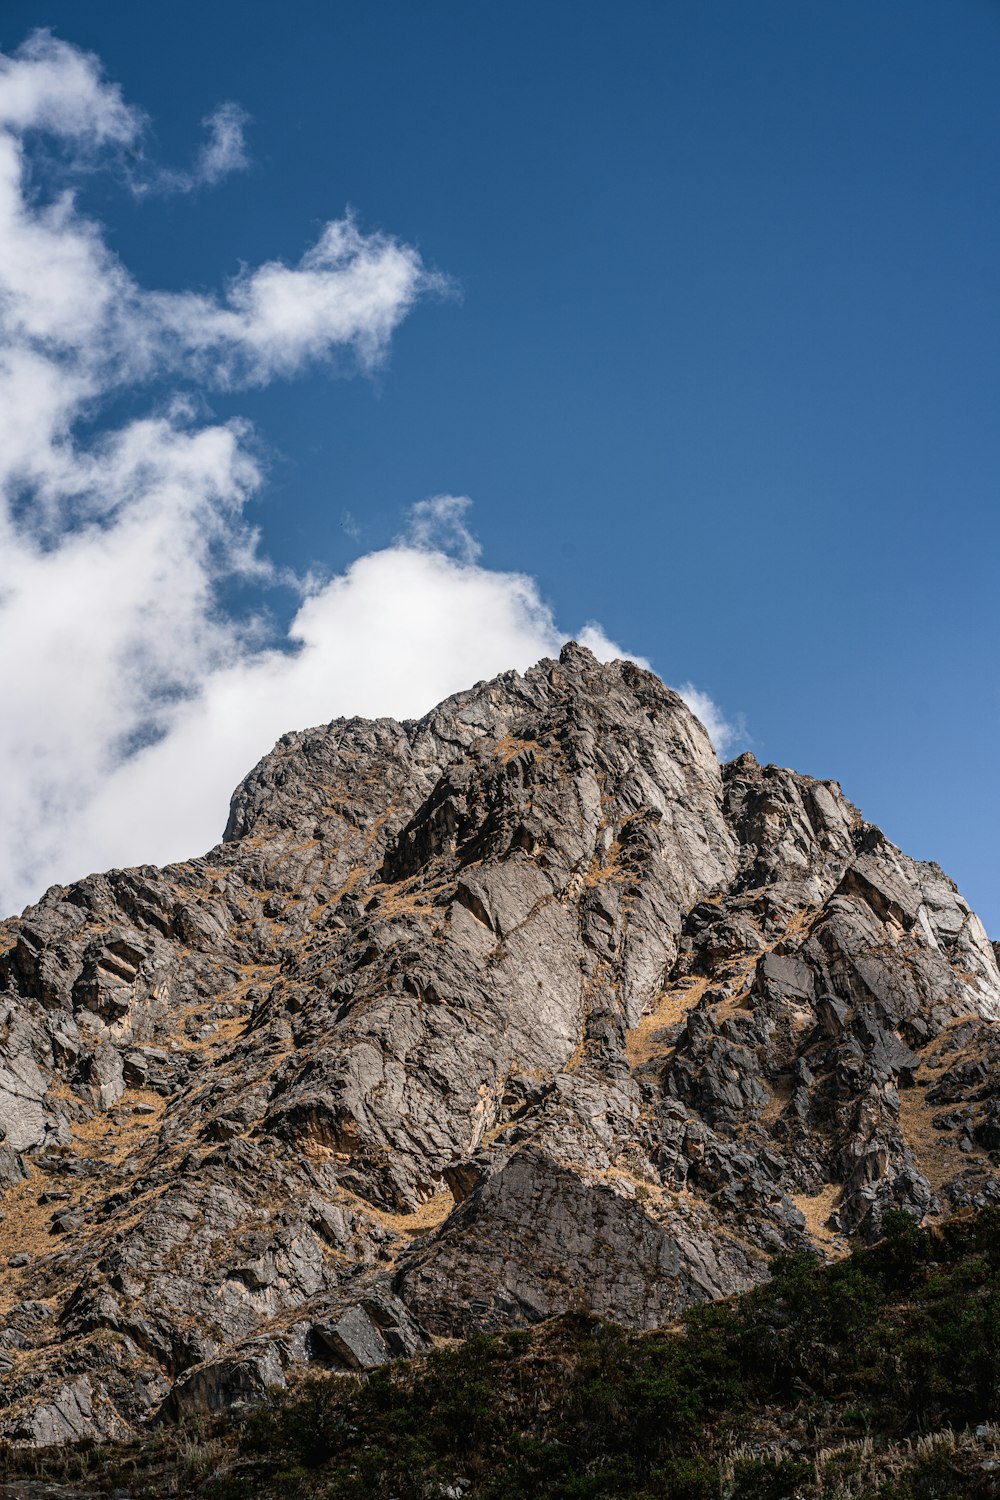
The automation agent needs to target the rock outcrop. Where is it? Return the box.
[1,643,998,1443]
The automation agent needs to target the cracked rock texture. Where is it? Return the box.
[1,643,999,1443]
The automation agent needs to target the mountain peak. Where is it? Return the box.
[1,654,998,1444]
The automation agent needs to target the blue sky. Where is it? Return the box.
[0,1,997,933]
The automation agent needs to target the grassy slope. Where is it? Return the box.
[6,1210,1000,1498]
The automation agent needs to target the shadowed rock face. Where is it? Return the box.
[1,643,998,1443]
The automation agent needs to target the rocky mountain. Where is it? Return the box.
[1,643,998,1446]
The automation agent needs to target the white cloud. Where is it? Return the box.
[0,33,740,917]
[170,214,433,382]
[577,620,650,669]
[195,102,249,185]
[404,494,482,563]
[135,101,251,196]
[53,543,569,884]
[0,30,139,143]
[4,509,664,909]
[0,35,246,199]
[677,683,743,759]
[577,627,739,755]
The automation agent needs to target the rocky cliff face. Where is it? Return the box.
[1,644,998,1445]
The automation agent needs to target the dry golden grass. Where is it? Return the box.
[494,733,545,766]
[70,1088,166,1160]
[627,977,711,1067]
[897,1084,987,1199]
[792,1182,844,1252]
[0,1165,61,1294]
[626,902,822,1072]
[705,971,756,1024]
[581,840,628,890]
[922,1014,991,1072]
[780,904,819,944]
[204,1013,249,1047]
[296,1141,455,1239]
[360,1189,455,1235]
[364,804,398,849]
[371,874,454,922]
[0,1092,171,1311]
[306,864,373,926]
[0,1084,169,1292]
[761,1072,795,1126]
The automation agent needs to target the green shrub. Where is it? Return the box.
[729,1457,812,1499]
[11,1209,1000,1497]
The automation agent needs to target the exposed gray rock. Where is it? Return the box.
[311,1290,427,1370]
[1,643,998,1444]
[398,1146,761,1332]
[163,1344,287,1419]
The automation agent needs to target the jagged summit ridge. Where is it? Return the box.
[1,644,999,1444]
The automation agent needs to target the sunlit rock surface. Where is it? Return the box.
[1,643,998,1442]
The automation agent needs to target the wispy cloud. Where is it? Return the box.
[573,630,741,756]
[0,31,436,912]
[677,683,745,759]
[577,621,650,670]
[0,32,741,917]
[404,494,482,563]
[136,101,251,195]
[195,101,249,184]
[0,29,138,142]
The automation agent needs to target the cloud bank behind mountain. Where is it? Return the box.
[0,32,739,916]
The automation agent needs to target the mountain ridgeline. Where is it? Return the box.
[1,643,999,1446]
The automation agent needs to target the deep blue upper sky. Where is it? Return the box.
[4,0,999,930]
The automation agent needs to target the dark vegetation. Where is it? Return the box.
[6,1210,1000,1498]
